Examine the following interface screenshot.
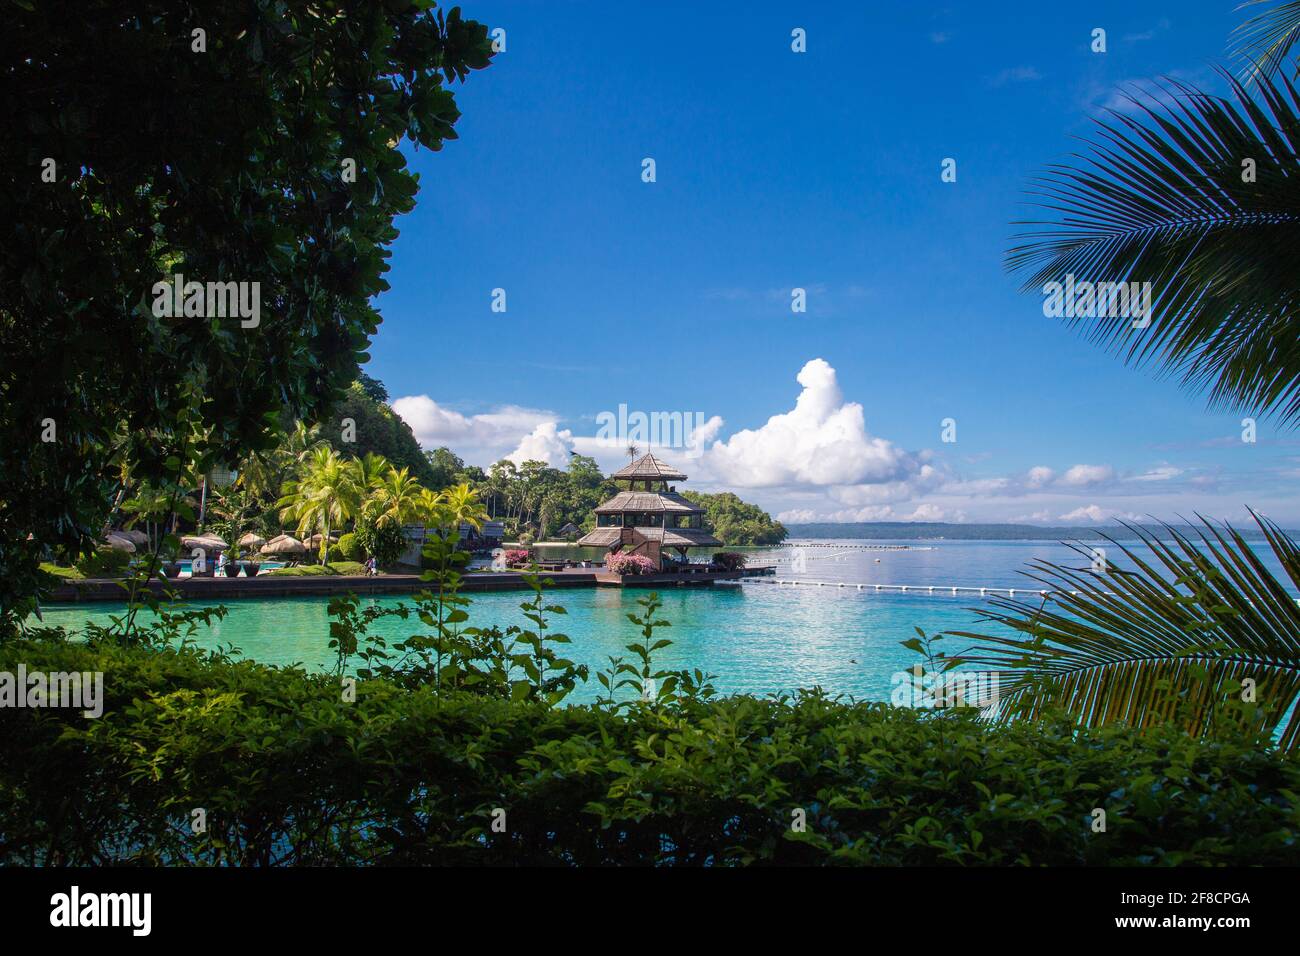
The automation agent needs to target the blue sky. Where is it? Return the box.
[370,1,1298,525]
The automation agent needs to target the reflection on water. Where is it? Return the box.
[37,539,1296,703]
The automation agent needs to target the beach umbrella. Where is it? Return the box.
[116,529,150,546]
[181,534,227,552]
[102,533,136,553]
[307,532,339,547]
[261,535,307,555]
[238,532,266,549]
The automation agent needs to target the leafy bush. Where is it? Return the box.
[710,551,747,571]
[607,552,656,575]
[354,516,406,569]
[326,544,344,563]
[337,532,362,562]
[262,562,366,577]
[2,635,1297,866]
[503,548,530,568]
[73,547,132,578]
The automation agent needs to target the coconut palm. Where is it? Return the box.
[949,513,1300,752]
[1232,0,1300,80]
[348,452,391,496]
[278,447,361,562]
[364,465,424,529]
[1006,55,1300,424]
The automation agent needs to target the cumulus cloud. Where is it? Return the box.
[1059,504,1108,522]
[390,395,557,465]
[507,422,575,469]
[1026,466,1054,489]
[1058,464,1115,487]
[705,359,929,489]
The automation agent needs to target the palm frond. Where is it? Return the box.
[1232,0,1300,81]
[1006,70,1300,424]
[948,512,1300,751]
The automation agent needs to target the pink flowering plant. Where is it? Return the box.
[607,553,657,576]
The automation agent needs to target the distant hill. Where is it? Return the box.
[783,521,1284,542]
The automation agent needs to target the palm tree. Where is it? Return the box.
[949,513,1300,752]
[364,465,424,529]
[1232,0,1300,81]
[278,447,361,562]
[348,452,391,497]
[1006,40,1300,424]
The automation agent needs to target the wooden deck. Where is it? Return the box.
[45,565,774,603]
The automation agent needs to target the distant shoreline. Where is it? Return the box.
[783,521,1286,542]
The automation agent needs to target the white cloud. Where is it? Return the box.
[390,395,557,465]
[1059,504,1108,522]
[1026,466,1054,489]
[507,422,575,469]
[1058,464,1115,487]
[1130,466,1183,482]
[705,359,928,489]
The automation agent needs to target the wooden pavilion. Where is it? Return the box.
[576,454,722,570]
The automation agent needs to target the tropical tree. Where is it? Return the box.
[950,514,1300,751]
[364,466,424,529]
[349,452,393,498]
[985,3,1300,742]
[1007,6,1300,425]
[278,448,361,562]
[0,2,493,633]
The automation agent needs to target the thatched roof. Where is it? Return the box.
[611,454,687,482]
[238,532,266,548]
[557,522,580,535]
[594,491,704,515]
[261,534,307,555]
[576,527,723,549]
[102,533,136,553]
[182,534,228,550]
[116,529,150,546]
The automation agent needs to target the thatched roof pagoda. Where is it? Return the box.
[577,455,722,565]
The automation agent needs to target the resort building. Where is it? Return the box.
[577,454,722,570]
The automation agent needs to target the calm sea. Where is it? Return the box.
[35,538,1296,703]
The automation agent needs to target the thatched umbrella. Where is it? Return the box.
[181,534,227,554]
[102,533,136,553]
[307,532,339,548]
[116,529,150,547]
[238,532,266,550]
[261,535,307,556]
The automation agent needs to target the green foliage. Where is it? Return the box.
[73,548,132,578]
[325,382,436,485]
[262,562,366,577]
[354,515,407,569]
[679,490,787,546]
[337,532,362,562]
[0,3,493,632]
[949,513,1300,751]
[1006,48,1300,424]
[3,635,1297,865]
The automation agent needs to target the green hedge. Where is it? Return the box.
[1,638,1297,866]
[337,532,362,562]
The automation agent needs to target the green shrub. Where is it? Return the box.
[73,547,131,578]
[2,637,1297,866]
[354,516,406,569]
[262,562,366,577]
[337,532,362,562]
[326,544,343,563]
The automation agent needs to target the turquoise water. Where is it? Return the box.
[37,538,1297,703]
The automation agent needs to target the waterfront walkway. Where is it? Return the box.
[46,566,767,603]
